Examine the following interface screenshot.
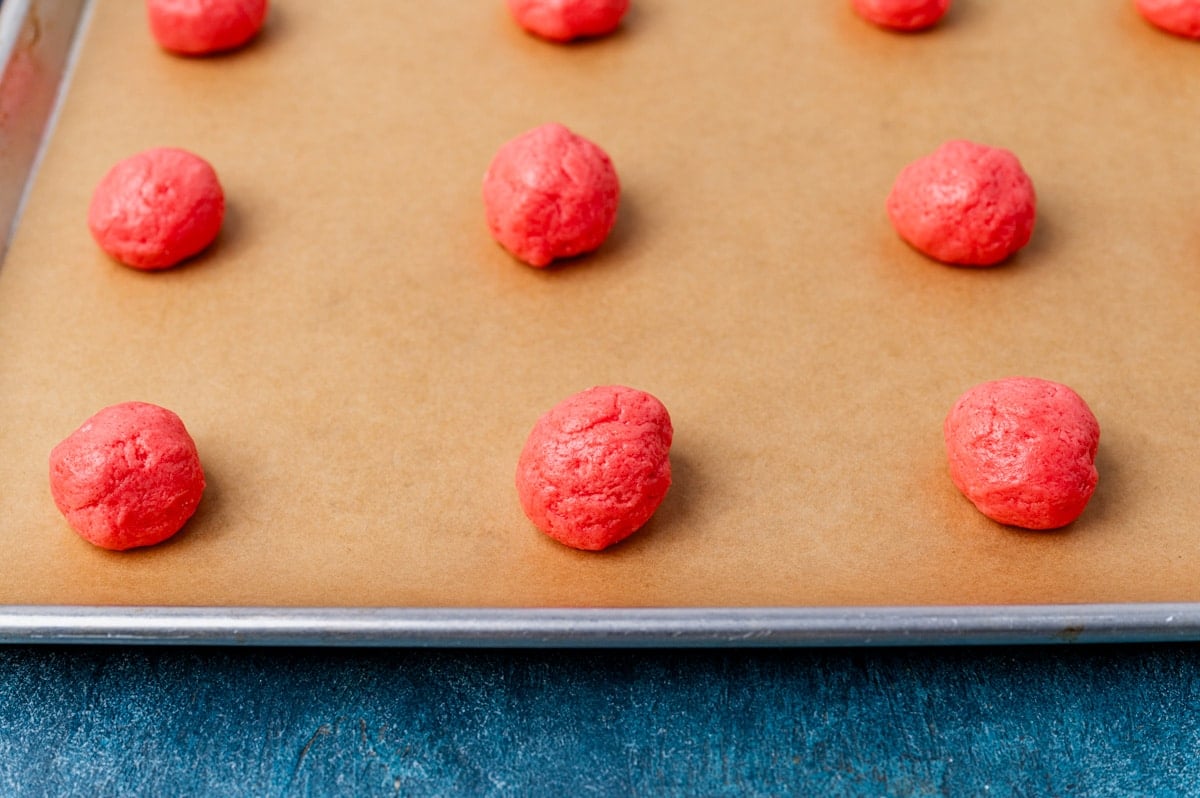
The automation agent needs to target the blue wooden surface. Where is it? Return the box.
[1,644,1197,796]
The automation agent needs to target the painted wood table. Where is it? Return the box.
[1,643,1196,796]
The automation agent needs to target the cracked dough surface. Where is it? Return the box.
[146,0,269,55]
[886,139,1036,267]
[87,147,225,270]
[482,123,620,268]
[1136,0,1200,38]
[516,385,672,551]
[505,0,629,42]
[49,402,206,551]
[944,377,1100,531]
[851,0,951,31]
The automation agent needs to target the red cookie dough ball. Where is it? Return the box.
[516,385,673,551]
[88,147,225,271]
[146,0,268,55]
[483,123,620,268]
[944,377,1100,530]
[886,139,1037,266]
[506,0,630,42]
[1135,0,1200,38]
[49,402,206,551]
[852,0,951,31]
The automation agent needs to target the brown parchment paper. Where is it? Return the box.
[1,0,1198,609]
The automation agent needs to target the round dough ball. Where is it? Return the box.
[88,147,225,271]
[147,0,269,55]
[483,123,620,267]
[506,0,630,42]
[886,139,1036,266]
[516,385,673,551]
[851,0,951,31]
[1135,0,1200,38]
[944,377,1100,530]
[49,402,206,551]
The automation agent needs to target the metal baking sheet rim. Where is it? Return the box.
[4,1,1200,649]
[0,604,1198,647]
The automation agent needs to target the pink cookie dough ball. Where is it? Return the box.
[483,123,620,268]
[1135,0,1200,38]
[516,385,673,551]
[146,0,268,55]
[852,0,951,31]
[87,147,225,271]
[944,377,1100,530]
[49,402,207,551]
[506,0,630,42]
[886,139,1037,266]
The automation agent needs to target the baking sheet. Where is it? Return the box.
[1,0,1200,642]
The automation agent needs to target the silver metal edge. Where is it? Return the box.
[0,0,34,67]
[1,604,1199,647]
[0,0,91,256]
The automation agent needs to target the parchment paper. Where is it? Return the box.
[1,0,1198,608]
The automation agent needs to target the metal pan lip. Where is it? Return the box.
[2,603,1198,647]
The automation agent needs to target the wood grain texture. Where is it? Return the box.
[0,645,1198,796]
